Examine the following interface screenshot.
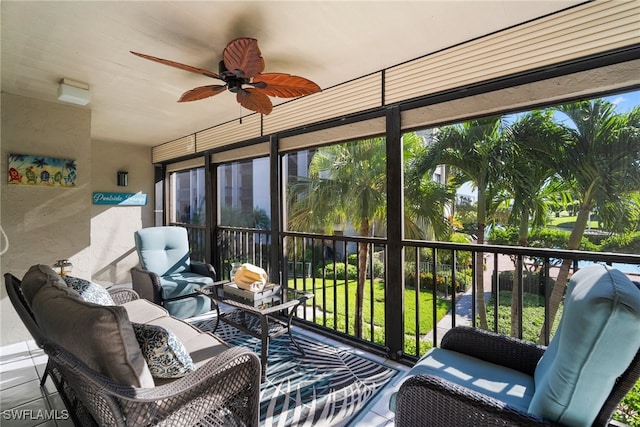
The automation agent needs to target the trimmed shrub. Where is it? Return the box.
[405,271,470,294]
[318,262,357,280]
[483,291,562,344]
[346,253,385,278]
[601,231,640,254]
[614,380,640,426]
[489,226,599,251]
[494,270,554,296]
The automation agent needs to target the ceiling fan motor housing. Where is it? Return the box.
[219,60,248,93]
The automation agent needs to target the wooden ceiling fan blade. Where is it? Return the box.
[236,88,273,115]
[130,51,220,80]
[252,73,321,98]
[179,85,227,102]
[223,38,265,78]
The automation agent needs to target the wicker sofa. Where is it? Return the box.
[5,264,261,427]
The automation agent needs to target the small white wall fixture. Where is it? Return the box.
[57,78,91,106]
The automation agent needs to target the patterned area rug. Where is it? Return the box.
[192,316,398,426]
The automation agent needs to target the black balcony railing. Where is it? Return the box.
[170,223,207,263]
[181,225,640,363]
[216,226,272,282]
[282,231,387,347]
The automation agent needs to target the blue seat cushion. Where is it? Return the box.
[164,294,211,319]
[159,273,215,299]
[159,273,213,319]
[397,347,535,413]
[529,264,640,425]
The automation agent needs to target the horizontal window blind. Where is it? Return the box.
[279,116,386,152]
[401,59,640,130]
[211,141,270,164]
[385,1,639,105]
[165,157,204,173]
[196,114,262,152]
[152,135,195,163]
[263,73,382,135]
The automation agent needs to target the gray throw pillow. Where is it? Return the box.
[132,323,196,378]
[21,264,64,307]
[32,285,154,388]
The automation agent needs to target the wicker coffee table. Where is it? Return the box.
[198,282,314,380]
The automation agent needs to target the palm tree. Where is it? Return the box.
[501,110,569,336]
[404,133,453,241]
[288,137,386,337]
[411,116,507,330]
[287,133,451,337]
[220,206,271,229]
[539,100,640,343]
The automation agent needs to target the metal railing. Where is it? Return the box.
[282,231,387,346]
[216,226,272,281]
[182,225,640,362]
[169,223,207,262]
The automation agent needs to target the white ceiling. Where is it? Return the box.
[1,1,581,147]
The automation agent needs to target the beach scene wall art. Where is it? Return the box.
[7,154,77,187]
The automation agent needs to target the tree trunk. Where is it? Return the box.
[537,204,591,344]
[475,189,488,330]
[354,220,371,338]
[511,215,529,337]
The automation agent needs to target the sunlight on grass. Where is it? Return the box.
[548,215,599,230]
[484,291,562,343]
[404,288,451,335]
[288,278,451,352]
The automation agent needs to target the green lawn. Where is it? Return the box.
[484,291,562,343]
[288,278,451,353]
[548,215,599,230]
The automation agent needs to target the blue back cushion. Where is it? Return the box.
[529,264,640,425]
[134,227,191,276]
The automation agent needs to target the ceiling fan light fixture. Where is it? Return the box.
[131,38,321,115]
[57,78,91,106]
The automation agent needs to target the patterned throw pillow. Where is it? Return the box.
[131,323,196,378]
[62,276,115,306]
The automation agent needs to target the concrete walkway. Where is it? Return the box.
[425,253,514,346]
[424,289,493,346]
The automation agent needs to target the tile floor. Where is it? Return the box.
[0,340,73,427]
[0,327,409,427]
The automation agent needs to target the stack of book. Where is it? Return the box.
[222,282,281,306]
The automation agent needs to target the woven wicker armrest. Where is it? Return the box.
[44,343,261,427]
[440,326,545,376]
[107,287,140,305]
[126,347,261,426]
[395,374,554,427]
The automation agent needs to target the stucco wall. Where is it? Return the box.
[0,93,154,345]
[90,140,154,285]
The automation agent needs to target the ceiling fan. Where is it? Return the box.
[131,38,321,115]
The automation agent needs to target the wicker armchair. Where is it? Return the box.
[396,327,640,426]
[131,226,216,319]
[395,265,640,427]
[395,327,548,427]
[5,272,144,424]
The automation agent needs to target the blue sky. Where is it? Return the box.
[604,90,639,113]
